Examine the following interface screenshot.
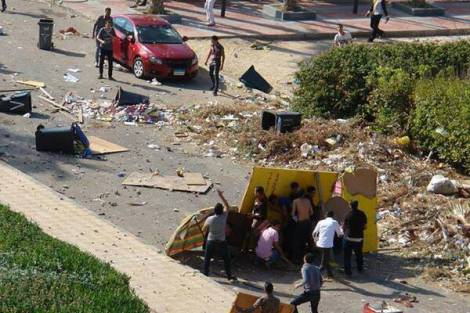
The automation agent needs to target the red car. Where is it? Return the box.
[111,14,198,79]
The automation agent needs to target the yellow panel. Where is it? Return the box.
[239,167,338,214]
[239,166,378,253]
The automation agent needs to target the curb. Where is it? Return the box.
[187,27,470,41]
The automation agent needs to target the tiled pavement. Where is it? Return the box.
[63,0,470,39]
[0,161,235,313]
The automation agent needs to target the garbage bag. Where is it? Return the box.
[239,65,273,94]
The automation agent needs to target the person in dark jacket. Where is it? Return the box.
[96,20,115,80]
[366,0,389,42]
[343,200,368,276]
[92,8,113,67]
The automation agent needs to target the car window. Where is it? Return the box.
[136,25,182,44]
[123,20,134,34]
[113,17,126,33]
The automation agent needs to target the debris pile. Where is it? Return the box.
[173,101,469,290]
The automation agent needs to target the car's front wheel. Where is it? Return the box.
[133,58,146,79]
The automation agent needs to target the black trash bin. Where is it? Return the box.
[38,18,54,50]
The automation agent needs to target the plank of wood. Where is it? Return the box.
[88,136,129,155]
[39,87,54,100]
[78,106,84,124]
[122,172,211,194]
[38,96,71,113]
[15,80,45,88]
[183,172,206,185]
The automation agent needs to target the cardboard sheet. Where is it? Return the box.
[343,168,377,199]
[88,136,129,155]
[230,292,294,313]
[122,172,212,194]
[183,173,206,185]
[325,196,350,223]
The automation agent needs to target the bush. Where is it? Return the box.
[366,67,414,134]
[292,41,470,119]
[411,79,470,173]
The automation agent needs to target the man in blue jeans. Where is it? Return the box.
[291,253,323,313]
[203,189,236,280]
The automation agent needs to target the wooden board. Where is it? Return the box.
[88,136,129,155]
[15,80,45,88]
[230,292,294,313]
[184,172,206,185]
[122,172,211,194]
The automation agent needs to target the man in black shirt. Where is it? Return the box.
[204,35,225,96]
[96,20,115,80]
[92,8,113,67]
[343,200,367,276]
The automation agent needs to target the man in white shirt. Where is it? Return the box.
[333,24,352,47]
[312,211,343,277]
[366,0,389,42]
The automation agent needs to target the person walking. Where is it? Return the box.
[202,189,236,280]
[366,0,389,42]
[204,35,225,96]
[343,201,368,276]
[290,253,323,313]
[312,211,343,278]
[204,0,217,26]
[92,8,113,67]
[1,0,6,12]
[235,282,280,313]
[96,20,115,80]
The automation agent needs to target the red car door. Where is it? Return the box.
[120,19,137,67]
[112,17,128,63]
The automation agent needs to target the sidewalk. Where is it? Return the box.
[0,161,234,313]
[64,0,470,40]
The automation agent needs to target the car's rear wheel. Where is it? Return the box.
[133,58,145,79]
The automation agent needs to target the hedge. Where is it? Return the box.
[411,79,470,173]
[292,41,470,119]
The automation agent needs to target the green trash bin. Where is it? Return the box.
[38,18,54,50]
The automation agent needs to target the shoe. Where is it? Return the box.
[227,276,237,281]
[1,5,6,12]
[207,23,216,27]
[95,62,98,68]
[98,75,103,79]
[129,4,138,8]
[108,76,115,81]
[138,1,147,6]
[213,90,218,96]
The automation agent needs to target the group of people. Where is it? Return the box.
[334,0,390,46]
[203,186,368,313]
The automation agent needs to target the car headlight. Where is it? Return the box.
[191,55,198,65]
[150,56,163,64]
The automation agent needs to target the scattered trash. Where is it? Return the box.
[22,112,31,118]
[67,67,81,73]
[147,144,160,150]
[426,175,458,195]
[394,135,410,147]
[393,293,418,308]
[363,302,403,313]
[151,78,162,86]
[63,73,79,83]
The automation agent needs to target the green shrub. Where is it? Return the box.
[411,79,470,173]
[366,67,414,134]
[292,41,470,119]
[0,205,149,313]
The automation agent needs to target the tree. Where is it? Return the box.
[148,0,165,14]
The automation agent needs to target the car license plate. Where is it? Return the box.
[173,69,186,76]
